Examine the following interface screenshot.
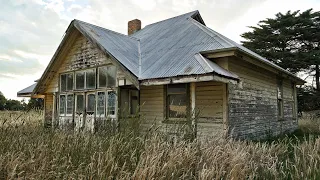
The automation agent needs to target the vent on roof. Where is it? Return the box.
[191,12,205,26]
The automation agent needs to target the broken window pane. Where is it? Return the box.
[60,74,67,92]
[59,95,66,115]
[66,73,73,91]
[86,69,96,89]
[76,71,85,89]
[108,91,116,115]
[87,94,95,114]
[168,94,187,118]
[76,94,84,115]
[98,67,107,88]
[97,92,105,116]
[107,66,116,87]
[67,94,74,115]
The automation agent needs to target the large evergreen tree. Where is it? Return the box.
[241,9,320,90]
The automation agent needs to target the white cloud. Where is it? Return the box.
[1,0,320,99]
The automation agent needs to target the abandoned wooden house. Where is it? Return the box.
[17,10,305,139]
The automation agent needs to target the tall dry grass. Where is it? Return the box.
[0,111,320,179]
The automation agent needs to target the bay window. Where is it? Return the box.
[58,65,118,119]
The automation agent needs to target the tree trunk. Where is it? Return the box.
[316,64,320,91]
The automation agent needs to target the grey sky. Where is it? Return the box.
[0,0,319,99]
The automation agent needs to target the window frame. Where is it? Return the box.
[59,93,74,117]
[165,83,190,123]
[75,93,85,116]
[107,90,117,118]
[86,92,96,116]
[97,65,117,88]
[96,91,106,117]
[60,72,74,92]
[75,68,97,90]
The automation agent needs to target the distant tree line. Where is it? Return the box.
[0,91,43,111]
[241,9,320,112]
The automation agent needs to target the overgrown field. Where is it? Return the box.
[1,111,320,179]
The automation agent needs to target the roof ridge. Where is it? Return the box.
[141,10,199,29]
[189,18,235,48]
[74,19,140,41]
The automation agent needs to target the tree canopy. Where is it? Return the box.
[0,91,43,111]
[241,9,320,90]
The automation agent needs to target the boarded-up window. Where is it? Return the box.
[87,94,95,115]
[86,69,96,89]
[277,79,283,120]
[108,91,116,116]
[59,95,66,115]
[97,92,105,116]
[76,94,84,115]
[98,66,116,88]
[66,94,74,115]
[76,72,85,89]
[167,84,188,118]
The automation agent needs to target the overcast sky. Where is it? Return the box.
[1,0,320,100]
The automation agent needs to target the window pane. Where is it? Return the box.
[59,95,66,115]
[67,94,74,115]
[87,94,95,113]
[86,69,96,89]
[76,95,84,115]
[97,92,105,116]
[168,84,186,94]
[98,67,107,88]
[130,90,139,114]
[66,73,73,91]
[76,72,85,89]
[108,91,116,115]
[107,66,116,87]
[60,74,66,92]
[169,94,187,118]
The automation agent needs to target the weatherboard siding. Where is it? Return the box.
[44,94,53,128]
[227,57,298,139]
[139,82,225,136]
[140,85,165,129]
[45,33,113,93]
[195,81,224,137]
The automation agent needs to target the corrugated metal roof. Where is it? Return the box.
[20,10,303,97]
[17,83,37,97]
[74,20,140,77]
[73,10,242,80]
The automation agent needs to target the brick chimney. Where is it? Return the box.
[128,19,141,35]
